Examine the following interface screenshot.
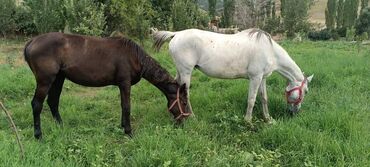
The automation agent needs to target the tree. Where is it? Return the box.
[356,7,370,37]
[361,0,369,10]
[172,0,199,30]
[25,0,65,33]
[151,0,174,30]
[221,0,235,27]
[343,0,360,29]
[325,0,337,30]
[281,0,311,37]
[336,0,345,29]
[64,0,106,36]
[0,0,16,37]
[107,0,154,41]
[208,0,217,18]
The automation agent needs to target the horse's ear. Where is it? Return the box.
[307,74,314,83]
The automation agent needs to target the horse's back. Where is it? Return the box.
[168,29,277,79]
[24,33,141,87]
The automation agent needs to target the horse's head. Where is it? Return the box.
[167,83,191,122]
[285,75,314,114]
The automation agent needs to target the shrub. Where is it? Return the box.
[25,0,65,33]
[64,0,106,36]
[346,27,356,41]
[14,5,37,35]
[107,0,154,41]
[0,0,16,37]
[308,29,332,41]
[356,7,370,38]
[172,0,203,31]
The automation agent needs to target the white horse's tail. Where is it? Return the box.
[152,29,176,51]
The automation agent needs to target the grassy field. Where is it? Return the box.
[0,37,369,166]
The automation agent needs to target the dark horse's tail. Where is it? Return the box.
[23,39,33,65]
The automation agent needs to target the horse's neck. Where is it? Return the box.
[141,55,176,98]
[274,45,304,82]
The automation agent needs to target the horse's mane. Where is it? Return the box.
[247,28,273,44]
[113,37,176,85]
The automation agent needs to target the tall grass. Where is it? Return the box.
[0,38,369,166]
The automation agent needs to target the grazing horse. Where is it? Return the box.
[24,32,191,139]
[153,28,313,124]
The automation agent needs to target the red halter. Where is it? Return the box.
[168,88,191,120]
[285,78,307,105]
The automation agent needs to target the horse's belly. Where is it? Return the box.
[196,63,248,79]
[62,67,116,87]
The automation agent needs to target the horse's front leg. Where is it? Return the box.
[259,78,275,124]
[119,83,132,136]
[177,70,194,115]
[244,76,263,123]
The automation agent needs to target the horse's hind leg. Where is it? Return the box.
[32,79,54,139]
[259,78,275,124]
[47,72,65,124]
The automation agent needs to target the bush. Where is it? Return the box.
[356,7,370,38]
[263,17,283,35]
[308,29,332,41]
[25,0,65,33]
[346,27,356,41]
[14,5,37,35]
[172,0,202,31]
[107,0,154,41]
[0,0,16,36]
[64,0,106,36]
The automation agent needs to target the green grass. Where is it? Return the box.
[0,37,369,166]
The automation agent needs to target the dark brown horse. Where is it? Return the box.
[24,32,191,139]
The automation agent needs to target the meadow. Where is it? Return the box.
[0,37,369,166]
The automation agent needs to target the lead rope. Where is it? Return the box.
[0,101,25,159]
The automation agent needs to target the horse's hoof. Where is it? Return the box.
[264,117,277,125]
[34,132,42,140]
[124,129,132,137]
[244,116,252,124]
[267,119,277,125]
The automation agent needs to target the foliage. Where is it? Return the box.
[13,5,37,35]
[336,0,345,29]
[263,17,283,34]
[208,0,217,18]
[361,0,369,10]
[150,0,174,30]
[0,0,16,36]
[346,27,356,41]
[220,0,235,28]
[343,0,360,29]
[281,0,311,38]
[107,0,154,41]
[325,0,337,30]
[64,0,106,36]
[308,29,332,41]
[356,7,370,38]
[171,0,203,31]
[25,0,65,33]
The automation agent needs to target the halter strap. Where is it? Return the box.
[285,78,307,105]
[168,88,191,120]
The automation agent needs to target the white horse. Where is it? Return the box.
[153,28,313,123]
